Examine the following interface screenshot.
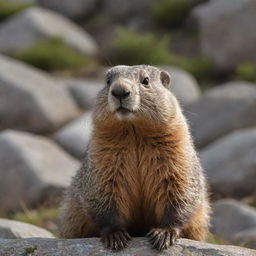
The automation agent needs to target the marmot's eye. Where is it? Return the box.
[142,77,149,86]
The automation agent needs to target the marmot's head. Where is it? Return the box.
[93,65,179,128]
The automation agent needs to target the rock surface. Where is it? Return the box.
[211,200,256,245]
[162,66,201,105]
[0,54,79,133]
[192,0,256,70]
[0,219,54,239]
[0,130,80,212]
[59,78,102,110]
[0,7,98,56]
[54,112,92,159]
[0,237,255,256]
[185,81,256,148]
[200,128,256,198]
[37,0,97,19]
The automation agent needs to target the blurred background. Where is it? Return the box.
[0,0,256,250]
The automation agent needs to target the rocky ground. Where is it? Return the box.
[0,0,256,255]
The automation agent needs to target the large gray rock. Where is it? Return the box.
[200,128,256,198]
[0,219,54,239]
[234,229,256,249]
[162,66,201,105]
[211,200,256,245]
[0,237,255,256]
[0,55,79,133]
[0,7,98,56]
[59,78,103,110]
[0,130,80,212]
[37,0,97,19]
[54,112,92,159]
[192,0,256,70]
[185,81,256,148]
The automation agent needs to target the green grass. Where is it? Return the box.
[151,0,195,28]
[0,1,32,22]
[111,28,172,66]
[111,28,214,81]
[14,37,94,71]
[236,62,256,82]
[1,207,59,236]
[206,233,226,245]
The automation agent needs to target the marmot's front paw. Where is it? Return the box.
[146,227,180,251]
[101,231,131,251]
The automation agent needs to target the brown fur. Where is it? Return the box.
[59,65,210,250]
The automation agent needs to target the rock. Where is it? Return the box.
[185,81,256,148]
[37,0,97,19]
[211,200,256,245]
[234,229,256,249]
[0,7,98,56]
[192,0,256,70]
[101,0,157,21]
[0,54,79,133]
[0,237,255,256]
[59,78,103,110]
[200,128,256,198]
[162,66,201,105]
[54,113,92,159]
[0,130,80,212]
[0,219,54,239]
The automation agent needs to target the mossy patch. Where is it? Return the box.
[14,37,94,72]
[5,207,59,235]
[111,28,214,81]
[111,28,172,66]
[0,1,32,22]
[236,62,256,82]
[151,0,195,28]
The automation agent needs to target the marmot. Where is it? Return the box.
[59,65,210,251]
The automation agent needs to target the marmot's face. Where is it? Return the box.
[94,65,173,125]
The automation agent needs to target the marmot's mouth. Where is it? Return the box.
[116,107,131,115]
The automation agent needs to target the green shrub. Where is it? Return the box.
[236,62,256,82]
[15,37,93,71]
[111,28,214,81]
[0,1,32,21]
[111,28,172,65]
[179,56,214,80]
[152,0,195,28]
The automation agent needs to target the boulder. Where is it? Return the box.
[0,237,255,256]
[234,229,256,249]
[162,66,201,105]
[37,0,98,19]
[54,113,92,159]
[200,128,256,198]
[37,0,97,19]
[185,81,256,148]
[211,200,256,245]
[0,219,54,239]
[192,0,256,70]
[0,54,79,133]
[59,78,102,110]
[0,7,98,56]
[0,130,80,212]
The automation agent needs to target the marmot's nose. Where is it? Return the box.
[111,87,130,100]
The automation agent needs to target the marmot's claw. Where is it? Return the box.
[147,227,179,251]
[102,231,131,251]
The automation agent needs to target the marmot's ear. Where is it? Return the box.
[160,71,171,89]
